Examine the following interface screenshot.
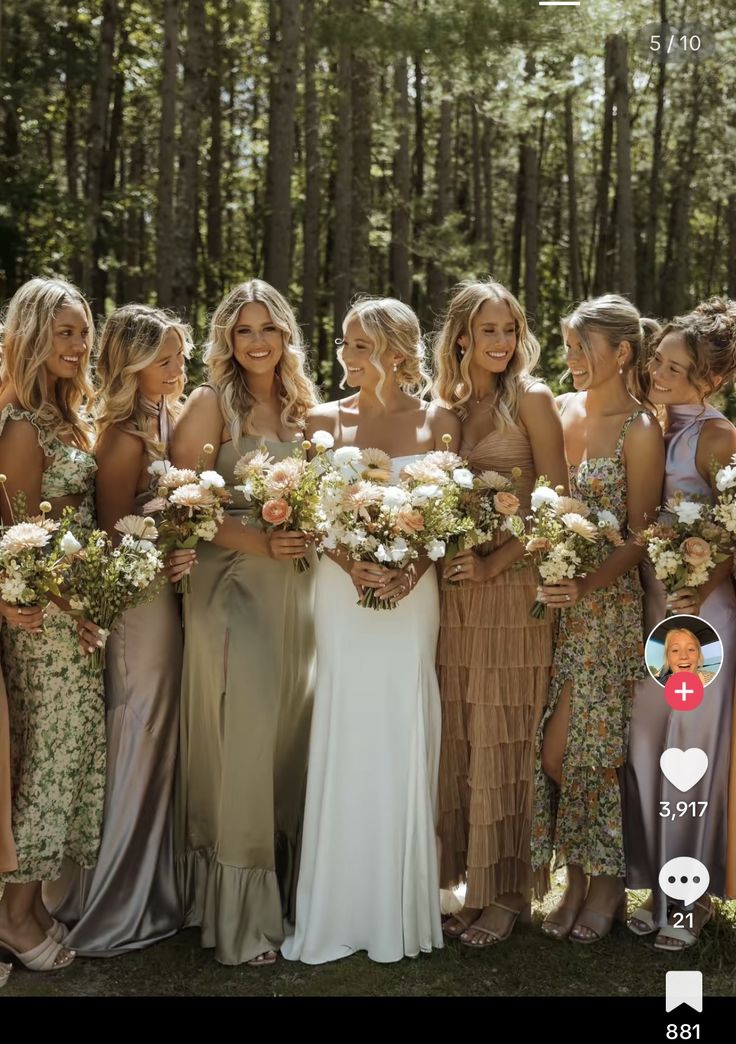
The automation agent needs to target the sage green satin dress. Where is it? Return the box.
[176,437,316,965]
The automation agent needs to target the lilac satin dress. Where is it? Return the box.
[624,404,736,926]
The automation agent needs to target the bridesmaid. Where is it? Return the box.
[171,279,318,966]
[0,278,106,971]
[432,279,568,947]
[625,297,736,949]
[533,294,664,943]
[47,304,195,954]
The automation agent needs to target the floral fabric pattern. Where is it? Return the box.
[0,404,105,883]
[532,412,647,881]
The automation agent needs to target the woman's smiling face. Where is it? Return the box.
[666,630,701,674]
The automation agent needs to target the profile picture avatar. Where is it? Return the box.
[645,614,722,688]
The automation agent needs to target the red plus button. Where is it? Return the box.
[664,671,704,711]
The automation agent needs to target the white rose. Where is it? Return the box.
[673,500,703,525]
[531,486,560,511]
[716,465,736,492]
[333,446,362,467]
[199,470,226,489]
[427,538,446,561]
[60,531,82,555]
[148,459,170,477]
[311,430,334,450]
[411,483,442,505]
[375,544,390,562]
[596,509,620,530]
[389,537,409,562]
[382,486,410,509]
[452,467,475,489]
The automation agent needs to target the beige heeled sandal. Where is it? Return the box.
[570,895,628,945]
[460,901,532,947]
[0,934,75,971]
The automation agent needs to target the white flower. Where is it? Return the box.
[333,446,363,467]
[427,538,446,561]
[382,486,410,510]
[596,509,620,530]
[476,470,510,491]
[311,430,334,451]
[170,484,213,508]
[562,513,598,541]
[0,522,53,555]
[194,519,218,541]
[531,486,560,511]
[148,459,170,477]
[60,531,83,555]
[452,467,475,489]
[199,470,226,489]
[389,537,409,563]
[115,515,159,541]
[667,499,703,525]
[0,577,26,602]
[234,480,255,502]
[410,483,442,505]
[716,465,736,492]
[374,544,390,562]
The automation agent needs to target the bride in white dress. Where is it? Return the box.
[281,297,460,964]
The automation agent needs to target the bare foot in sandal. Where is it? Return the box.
[247,949,277,967]
[442,907,480,939]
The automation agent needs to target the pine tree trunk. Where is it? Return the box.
[264,0,299,293]
[426,87,452,316]
[173,0,207,323]
[330,23,352,394]
[471,98,482,243]
[510,142,525,298]
[389,57,411,301]
[593,36,615,295]
[728,194,736,297]
[205,0,223,310]
[350,36,372,293]
[301,0,320,345]
[611,34,636,300]
[64,3,82,285]
[412,56,425,316]
[83,0,118,310]
[523,139,539,322]
[156,0,179,308]
[482,116,495,274]
[564,90,582,302]
[641,0,667,314]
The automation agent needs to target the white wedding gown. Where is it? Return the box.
[281,456,444,964]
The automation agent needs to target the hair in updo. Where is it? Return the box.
[561,293,658,408]
[655,296,736,398]
[338,296,431,404]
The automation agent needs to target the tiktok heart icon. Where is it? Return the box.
[660,748,709,792]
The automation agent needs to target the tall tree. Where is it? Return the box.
[389,56,411,301]
[350,33,372,293]
[610,34,636,300]
[156,0,179,308]
[263,0,300,293]
[640,0,667,313]
[301,0,320,344]
[523,135,539,321]
[426,87,452,317]
[331,13,352,393]
[173,0,207,322]
[728,193,736,298]
[564,90,583,302]
[205,0,224,310]
[593,36,615,295]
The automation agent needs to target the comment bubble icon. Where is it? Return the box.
[658,857,709,905]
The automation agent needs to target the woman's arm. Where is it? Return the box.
[95,427,143,541]
[0,417,45,521]
[541,413,665,607]
[429,403,462,452]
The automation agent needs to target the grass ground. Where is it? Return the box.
[3,890,736,997]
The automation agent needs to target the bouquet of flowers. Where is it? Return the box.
[143,445,231,593]
[232,431,335,572]
[65,516,165,669]
[639,490,730,614]
[0,484,78,608]
[525,478,625,619]
[713,455,736,537]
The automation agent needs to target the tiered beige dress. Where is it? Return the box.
[438,423,553,906]
[0,405,106,884]
[176,436,316,965]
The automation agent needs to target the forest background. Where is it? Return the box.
[1,0,735,409]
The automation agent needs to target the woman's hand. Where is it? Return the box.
[443,549,496,584]
[165,549,197,584]
[537,577,588,609]
[376,567,414,606]
[77,618,108,656]
[0,603,45,633]
[667,587,701,616]
[350,560,389,591]
[267,530,311,562]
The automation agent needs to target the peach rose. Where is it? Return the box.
[526,536,551,553]
[680,536,711,567]
[262,498,292,526]
[395,507,425,534]
[494,491,520,516]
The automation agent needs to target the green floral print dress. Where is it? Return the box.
[0,405,105,883]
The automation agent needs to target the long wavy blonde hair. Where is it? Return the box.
[205,280,318,446]
[339,296,431,404]
[0,277,95,449]
[432,279,540,429]
[95,304,192,457]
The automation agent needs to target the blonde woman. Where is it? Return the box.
[171,280,318,967]
[653,627,716,686]
[47,304,195,954]
[282,297,459,965]
[533,295,664,943]
[0,278,106,971]
[431,280,567,947]
[625,299,736,949]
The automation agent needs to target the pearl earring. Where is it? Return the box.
[393,363,398,372]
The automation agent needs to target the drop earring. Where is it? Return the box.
[393,363,398,372]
